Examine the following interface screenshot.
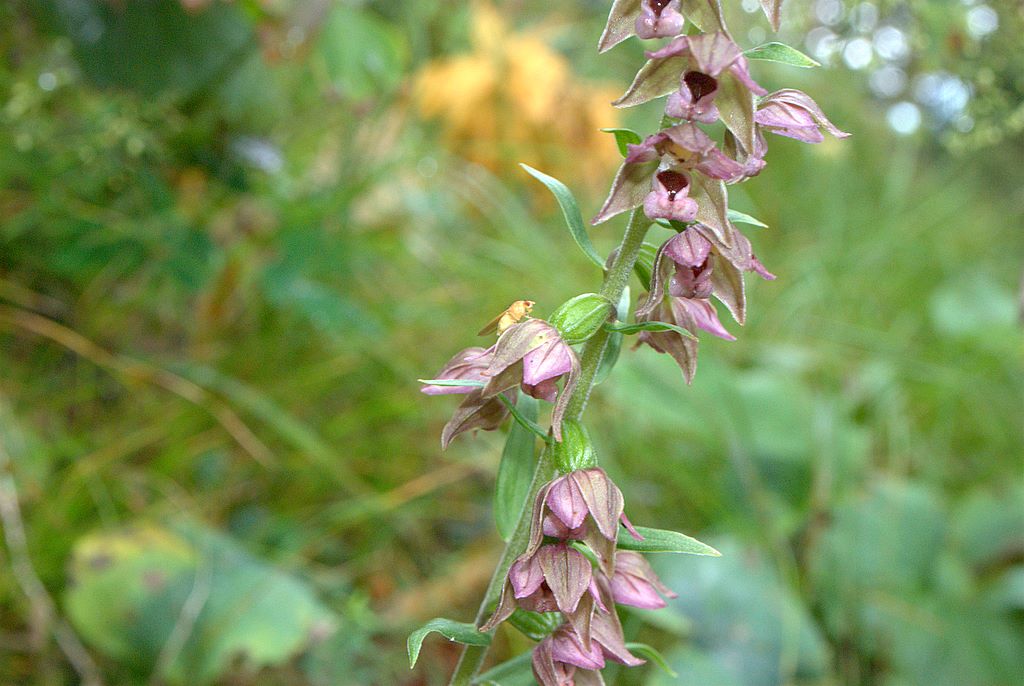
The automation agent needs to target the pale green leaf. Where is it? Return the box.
[520,164,604,269]
[744,42,820,68]
[727,209,769,228]
[407,618,490,669]
[601,127,643,157]
[618,526,721,555]
[604,321,697,340]
[627,642,678,676]
[494,395,539,540]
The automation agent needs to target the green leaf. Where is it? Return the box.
[601,127,643,157]
[744,42,821,68]
[521,164,604,269]
[494,395,539,540]
[726,209,769,228]
[407,618,490,669]
[627,642,678,677]
[604,321,697,340]
[618,526,722,556]
[65,521,337,685]
[594,286,631,385]
[417,378,485,388]
[472,651,534,685]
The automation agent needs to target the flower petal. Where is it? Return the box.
[538,544,593,615]
[572,468,625,541]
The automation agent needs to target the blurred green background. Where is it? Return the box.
[1,1,1022,684]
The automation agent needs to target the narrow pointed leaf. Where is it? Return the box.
[407,618,490,668]
[594,286,631,385]
[727,208,768,228]
[418,378,485,389]
[521,164,604,268]
[601,127,643,157]
[745,41,819,68]
[604,321,697,340]
[494,395,539,540]
[626,643,678,677]
[616,526,721,555]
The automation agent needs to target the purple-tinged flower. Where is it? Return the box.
[610,551,677,609]
[643,170,698,223]
[665,70,720,123]
[421,346,512,448]
[755,89,851,143]
[479,318,580,439]
[724,128,768,183]
[531,612,645,684]
[595,123,743,225]
[635,0,684,40]
[625,123,744,181]
[420,347,490,396]
[648,32,766,97]
[635,230,741,381]
[509,544,598,616]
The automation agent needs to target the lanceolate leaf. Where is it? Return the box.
[601,127,643,157]
[594,286,631,385]
[417,378,485,388]
[727,208,769,228]
[617,526,722,556]
[745,41,820,68]
[407,618,490,669]
[494,395,539,540]
[520,164,604,269]
[626,643,678,676]
[604,320,697,340]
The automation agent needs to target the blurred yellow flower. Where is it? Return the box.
[413,2,622,189]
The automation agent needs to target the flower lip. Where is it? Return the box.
[656,170,689,200]
[684,71,717,101]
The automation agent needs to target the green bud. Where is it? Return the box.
[507,609,562,641]
[548,293,614,345]
[552,419,597,472]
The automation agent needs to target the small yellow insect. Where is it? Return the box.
[478,300,535,336]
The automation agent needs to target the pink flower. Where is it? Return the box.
[755,89,851,143]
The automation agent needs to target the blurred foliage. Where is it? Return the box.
[0,1,1021,685]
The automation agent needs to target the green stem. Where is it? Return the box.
[447,208,650,685]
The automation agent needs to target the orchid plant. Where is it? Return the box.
[411,1,849,684]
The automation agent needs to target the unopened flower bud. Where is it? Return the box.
[551,420,597,471]
[549,293,614,345]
